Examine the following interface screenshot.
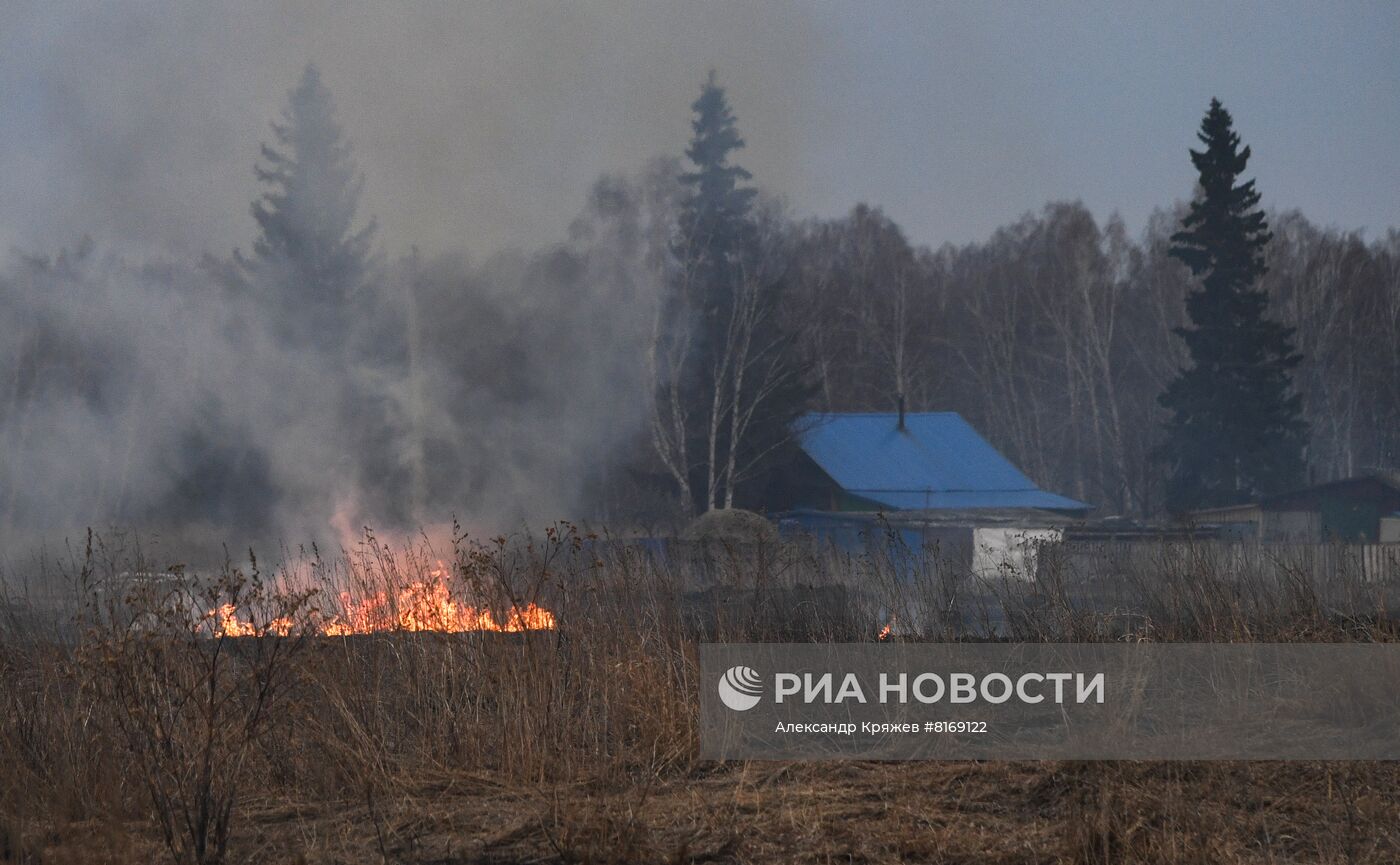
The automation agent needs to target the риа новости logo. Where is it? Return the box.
[718,665,763,711]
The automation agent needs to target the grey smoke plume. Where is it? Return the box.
[0,160,679,558]
[0,113,686,566]
[0,3,826,559]
[0,3,822,259]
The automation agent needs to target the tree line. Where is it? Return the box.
[5,65,1399,548]
[634,79,1399,520]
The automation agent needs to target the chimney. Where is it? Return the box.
[896,393,906,431]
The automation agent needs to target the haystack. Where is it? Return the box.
[681,508,779,544]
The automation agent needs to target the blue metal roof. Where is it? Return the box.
[795,412,1090,512]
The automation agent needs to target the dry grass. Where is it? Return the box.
[1,525,1398,864]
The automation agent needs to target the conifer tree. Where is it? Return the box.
[651,71,810,515]
[678,70,759,329]
[1157,99,1307,512]
[241,65,405,526]
[245,64,376,350]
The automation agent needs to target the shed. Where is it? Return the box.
[1188,472,1400,543]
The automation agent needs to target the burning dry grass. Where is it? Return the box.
[2,526,1399,863]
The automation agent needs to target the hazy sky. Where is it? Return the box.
[2,1,1397,260]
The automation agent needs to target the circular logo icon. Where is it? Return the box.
[717,665,763,711]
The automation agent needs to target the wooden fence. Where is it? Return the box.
[1059,539,1400,586]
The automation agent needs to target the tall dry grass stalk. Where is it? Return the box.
[0,525,1396,862]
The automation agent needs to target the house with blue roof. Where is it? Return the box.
[767,408,1090,580]
[773,409,1090,515]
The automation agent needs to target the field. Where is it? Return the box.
[2,526,1399,864]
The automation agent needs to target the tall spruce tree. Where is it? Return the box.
[658,71,810,514]
[1157,99,1307,512]
[679,70,759,328]
[242,65,409,525]
[246,64,376,350]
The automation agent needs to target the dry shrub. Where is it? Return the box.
[0,525,1397,863]
[71,538,316,865]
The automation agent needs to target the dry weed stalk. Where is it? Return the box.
[0,525,1396,862]
[73,536,316,865]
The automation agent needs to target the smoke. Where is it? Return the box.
[0,158,683,560]
[20,4,1391,557]
[398,160,684,532]
[0,2,825,259]
[0,3,832,559]
[0,243,277,553]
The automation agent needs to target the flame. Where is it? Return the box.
[209,562,557,637]
[209,604,297,638]
[878,616,896,641]
[212,604,259,638]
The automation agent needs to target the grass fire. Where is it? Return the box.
[4,3,1400,862]
[209,563,557,638]
[4,526,1400,863]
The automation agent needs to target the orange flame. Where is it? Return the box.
[209,563,556,637]
[209,604,298,638]
[878,616,896,641]
[211,604,259,638]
